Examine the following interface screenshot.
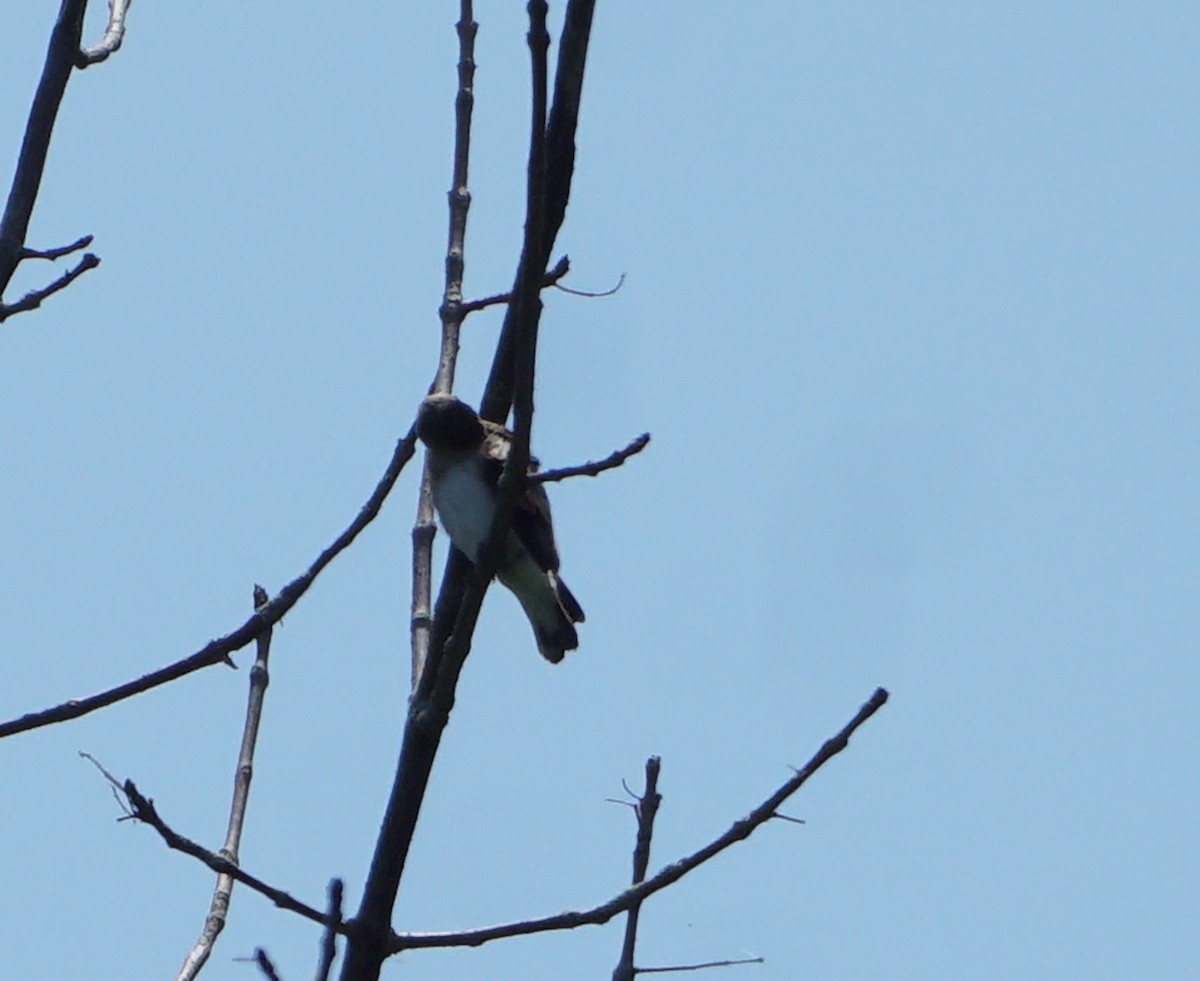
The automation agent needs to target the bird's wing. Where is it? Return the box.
[478,424,561,574]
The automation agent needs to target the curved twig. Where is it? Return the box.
[0,432,416,740]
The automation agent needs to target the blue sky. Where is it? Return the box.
[1,3,1197,979]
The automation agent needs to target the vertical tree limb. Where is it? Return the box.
[612,757,663,981]
[412,1,480,690]
[176,585,275,981]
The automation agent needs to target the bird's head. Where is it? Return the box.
[416,394,485,452]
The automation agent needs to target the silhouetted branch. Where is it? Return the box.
[341,8,599,978]
[176,585,276,981]
[388,688,888,952]
[553,270,624,298]
[316,880,346,981]
[77,0,131,66]
[0,0,128,316]
[0,432,416,740]
[638,957,764,974]
[458,255,570,314]
[612,756,662,981]
[21,233,92,260]
[122,780,353,938]
[0,250,98,322]
[253,948,283,981]
[535,433,651,484]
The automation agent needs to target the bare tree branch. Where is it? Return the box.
[253,948,283,981]
[0,249,99,322]
[553,270,624,298]
[21,233,92,260]
[413,0,481,692]
[637,957,764,974]
[77,0,131,66]
[176,585,276,981]
[534,432,651,484]
[0,432,416,740]
[613,756,662,981]
[122,780,354,938]
[0,0,128,317]
[340,9,599,978]
[387,687,889,952]
[316,880,346,981]
[458,255,570,314]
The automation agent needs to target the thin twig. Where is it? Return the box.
[388,688,889,952]
[122,780,354,938]
[612,756,662,981]
[534,433,651,484]
[0,432,416,740]
[176,585,276,981]
[0,250,98,322]
[77,0,132,66]
[458,255,570,314]
[315,880,345,981]
[637,957,764,974]
[20,233,92,259]
[553,270,624,298]
[253,948,283,981]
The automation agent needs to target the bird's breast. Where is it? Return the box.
[433,460,497,562]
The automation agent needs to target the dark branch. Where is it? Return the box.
[122,780,355,939]
[553,270,624,298]
[316,880,346,981]
[21,233,92,260]
[176,585,276,981]
[341,9,599,979]
[458,255,570,314]
[534,432,651,484]
[613,757,663,981]
[0,250,99,322]
[0,432,416,740]
[77,0,131,66]
[253,948,283,981]
[0,0,126,312]
[388,688,889,952]
[637,957,764,974]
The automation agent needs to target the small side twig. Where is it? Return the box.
[315,879,345,981]
[638,957,764,974]
[612,756,663,981]
[389,687,889,952]
[553,270,624,298]
[534,432,651,484]
[0,431,415,741]
[253,948,283,981]
[122,780,352,938]
[176,585,276,981]
[77,0,132,66]
[20,233,92,260]
[0,251,99,323]
[458,255,570,315]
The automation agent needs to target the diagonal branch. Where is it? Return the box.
[0,432,416,741]
[176,585,276,981]
[122,779,354,939]
[388,687,889,952]
[0,0,91,301]
[534,432,650,484]
[0,250,99,322]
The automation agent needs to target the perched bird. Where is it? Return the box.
[415,393,585,662]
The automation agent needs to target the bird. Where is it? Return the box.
[415,393,585,662]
